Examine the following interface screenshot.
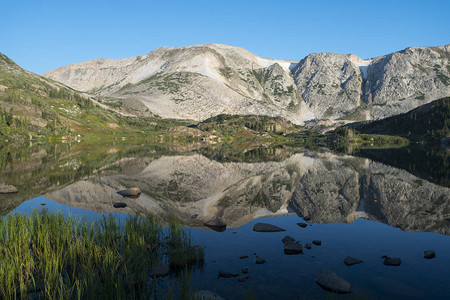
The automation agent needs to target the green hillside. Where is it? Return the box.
[350,97,449,143]
[0,53,187,141]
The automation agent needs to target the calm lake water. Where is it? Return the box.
[1,141,449,299]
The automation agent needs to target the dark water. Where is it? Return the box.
[1,141,449,299]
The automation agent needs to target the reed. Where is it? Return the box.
[0,209,204,299]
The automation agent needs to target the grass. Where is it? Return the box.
[0,209,204,299]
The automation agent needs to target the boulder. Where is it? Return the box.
[384,257,401,266]
[312,240,322,246]
[113,202,127,208]
[303,216,311,221]
[315,269,352,294]
[241,267,249,274]
[255,257,266,264]
[0,185,18,194]
[344,256,363,266]
[117,187,141,197]
[282,235,295,243]
[305,243,312,250]
[218,271,239,278]
[284,242,303,255]
[252,223,286,232]
[297,222,308,228]
[424,250,435,259]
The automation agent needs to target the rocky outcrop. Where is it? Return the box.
[44,43,449,123]
[292,45,450,120]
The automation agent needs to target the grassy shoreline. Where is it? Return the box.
[0,209,203,299]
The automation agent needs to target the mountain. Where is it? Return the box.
[43,44,450,124]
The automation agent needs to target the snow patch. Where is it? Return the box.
[256,57,293,73]
[352,59,372,79]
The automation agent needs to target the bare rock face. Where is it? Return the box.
[292,45,450,120]
[44,43,449,124]
[364,46,450,119]
[292,53,364,119]
[43,44,313,125]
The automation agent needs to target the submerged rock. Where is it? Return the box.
[0,185,18,194]
[218,271,239,278]
[305,243,312,250]
[282,235,295,243]
[315,269,352,294]
[284,242,303,255]
[117,187,141,198]
[239,255,249,259]
[241,267,249,274]
[255,257,266,264]
[113,202,127,208]
[384,257,401,266]
[303,216,311,221]
[252,223,286,232]
[312,240,322,246]
[424,250,435,259]
[297,222,308,228]
[237,274,250,282]
[344,257,363,266]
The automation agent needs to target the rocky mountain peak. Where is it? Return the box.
[42,44,450,123]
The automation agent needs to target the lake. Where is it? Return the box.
[1,141,449,299]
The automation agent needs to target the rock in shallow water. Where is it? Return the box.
[218,271,239,278]
[384,257,401,266]
[284,242,303,255]
[344,256,363,266]
[282,235,295,243]
[424,250,435,259]
[255,257,266,264]
[315,269,352,294]
[305,243,312,250]
[237,274,250,282]
[312,240,322,246]
[252,223,286,232]
[297,222,308,228]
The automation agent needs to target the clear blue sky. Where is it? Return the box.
[1,0,449,74]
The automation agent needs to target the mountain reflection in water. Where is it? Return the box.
[1,142,447,234]
[2,141,449,299]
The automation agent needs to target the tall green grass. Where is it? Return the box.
[0,209,203,299]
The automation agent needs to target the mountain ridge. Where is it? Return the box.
[23,43,450,125]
